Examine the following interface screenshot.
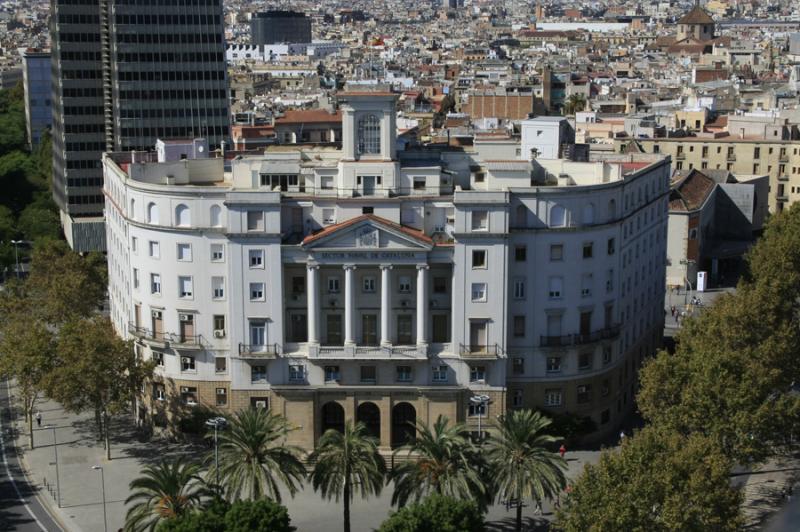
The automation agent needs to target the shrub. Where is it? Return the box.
[378,494,483,532]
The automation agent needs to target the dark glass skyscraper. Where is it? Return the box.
[51,0,230,251]
[250,11,312,45]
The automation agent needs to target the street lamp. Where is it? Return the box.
[91,465,108,532]
[10,240,23,279]
[44,425,60,508]
[205,417,227,496]
[469,395,491,442]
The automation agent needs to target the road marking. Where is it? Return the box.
[1,380,48,531]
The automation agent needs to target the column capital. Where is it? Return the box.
[379,264,393,271]
[307,263,320,271]
[343,264,357,271]
[416,263,430,271]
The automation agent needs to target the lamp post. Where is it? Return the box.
[91,465,108,532]
[44,425,60,508]
[205,417,227,496]
[10,240,23,279]
[469,395,491,442]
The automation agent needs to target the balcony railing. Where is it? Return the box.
[458,344,501,359]
[540,325,621,348]
[128,323,203,347]
[238,343,280,358]
[539,335,572,348]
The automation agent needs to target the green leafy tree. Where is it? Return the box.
[378,494,484,532]
[46,316,154,459]
[125,458,208,532]
[17,204,60,241]
[309,421,386,532]
[157,499,295,532]
[390,415,487,508]
[555,427,743,531]
[156,499,228,532]
[207,408,306,502]
[563,93,587,115]
[487,410,567,532]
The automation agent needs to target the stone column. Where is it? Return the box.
[380,265,392,346]
[344,264,356,345]
[306,264,320,344]
[416,264,429,348]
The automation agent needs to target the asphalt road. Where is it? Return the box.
[0,379,63,532]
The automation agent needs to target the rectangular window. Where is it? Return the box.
[396,365,412,382]
[362,276,376,293]
[131,236,138,253]
[250,283,265,301]
[433,277,447,293]
[152,351,164,366]
[468,402,486,416]
[180,386,197,405]
[606,269,614,293]
[251,365,267,383]
[607,238,615,255]
[512,389,523,408]
[149,240,160,258]
[581,273,593,297]
[181,356,195,372]
[328,277,340,293]
[177,243,192,261]
[513,279,525,299]
[515,245,527,262]
[472,249,487,269]
[413,176,426,190]
[579,352,592,370]
[213,315,226,334]
[178,276,193,298]
[544,389,562,407]
[150,273,161,295]
[548,277,563,299]
[582,242,593,259]
[212,276,225,299]
[247,211,264,231]
[601,379,610,397]
[469,365,486,382]
[210,243,224,262]
[512,357,524,375]
[324,365,340,382]
[154,384,165,401]
[289,364,305,382]
[550,244,563,261]
[133,268,140,289]
[546,356,561,373]
[292,276,305,294]
[471,210,488,231]
[513,315,525,337]
[360,365,377,383]
[215,387,227,406]
[399,276,411,293]
[471,283,487,302]
[249,321,266,346]
[602,346,612,365]
[432,364,448,382]
[249,249,264,268]
[322,208,336,225]
[215,357,226,373]
[577,385,591,404]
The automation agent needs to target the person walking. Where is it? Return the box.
[559,443,567,459]
[35,411,42,427]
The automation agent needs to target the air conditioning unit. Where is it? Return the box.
[179,313,192,322]
[181,357,192,364]
[213,329,226,338]
[151,310,162,319]
[253,400,268,409]
[180,386,190,393]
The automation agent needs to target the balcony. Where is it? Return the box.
[539,335,572,348]
[778,174,789,182]
[308,344,428,359]
[779,154,789,163]
[573,324,622,345]
[128,323,204,349]
[726,153,736,162]
[675,152,686,160]
[237,343,280,359]
[458,344,501,360]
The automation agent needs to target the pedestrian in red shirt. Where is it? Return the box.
[559,443,566,458]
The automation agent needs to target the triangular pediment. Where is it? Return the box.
[302,215,433,251]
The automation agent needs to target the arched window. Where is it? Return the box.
[175,204,190,227]
[582,203,594,226]
[210,205,222,227]
[147,202,159,224]
[129,198,136,219]
[515,204,528,228]
[550,205,566,227]
[608,199,617,221]
[357,114,381,155]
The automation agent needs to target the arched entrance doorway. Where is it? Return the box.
[321,401,345,435]
[391,402,416,448]
[356,402,381,441]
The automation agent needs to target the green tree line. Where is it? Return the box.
[0,83,61,275]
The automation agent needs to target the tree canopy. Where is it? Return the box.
[378,494,484,532]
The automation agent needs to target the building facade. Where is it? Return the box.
[20,49,52,148]
[250,11,312,46]
[50,0,230,252]
[104,92,668,450]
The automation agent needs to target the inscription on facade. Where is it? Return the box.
[319,251,420,259]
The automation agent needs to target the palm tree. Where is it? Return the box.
[487,410,567,532]
[390,415,487,508]
[309,421,386,532]
[208,408,306,502]
[564,93,587,115]
[124,458,207,532]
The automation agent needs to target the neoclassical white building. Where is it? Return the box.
[104,92,669,449]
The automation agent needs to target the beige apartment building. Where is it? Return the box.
[628,137,800,213]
